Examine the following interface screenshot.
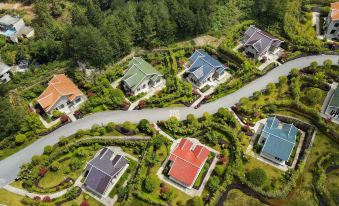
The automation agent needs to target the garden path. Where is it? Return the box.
[0,55,338,187]
[152,123,175,141]
[3,184,68,199]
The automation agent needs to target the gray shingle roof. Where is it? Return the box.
[187,50,228,82]
[84,148,128,195]
[261,117,298,161]
[0,15,21,26]
[243,25,283,56]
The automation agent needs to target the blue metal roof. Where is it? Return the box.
[187,50,227,82]
[261,117,298,161]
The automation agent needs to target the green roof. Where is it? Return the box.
[122,57,162,92]
[329,88,339,108]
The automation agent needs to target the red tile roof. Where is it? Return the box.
[37,74,84,112]
[168,138,210,186]
[331,3,339,21]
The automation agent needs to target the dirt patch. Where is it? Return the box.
[193,35,223,48]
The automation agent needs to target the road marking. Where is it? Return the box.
[169,110,180,119]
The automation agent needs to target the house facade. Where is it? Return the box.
[185,50,228,89]
[121,57,164,95]
[167,138,210,189]
[84,148,128,197]
[241,25,283,60]
[258,117,298,165]
[0,14,34,43]
[325,88,339,120]
[324,3,339,39]
[37,74,86,116]
[0,61,11,83]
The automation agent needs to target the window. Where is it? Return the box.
[75,97,81,103]
[274,157,282,161]
[330,30,336,34]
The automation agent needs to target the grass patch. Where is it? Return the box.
[0,189,24,206]
[244,156,284,191]
[223,189,266,206]
[327,169,339,205]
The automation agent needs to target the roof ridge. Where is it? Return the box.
[170,153,201,168]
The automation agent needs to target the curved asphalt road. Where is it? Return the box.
[0,55,338,187]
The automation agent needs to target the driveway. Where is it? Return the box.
[0,55,338,187]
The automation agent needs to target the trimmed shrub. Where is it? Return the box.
[15,134,26,145]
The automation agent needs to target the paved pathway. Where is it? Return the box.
[3,184,68,199]
[152,123,175,141]
[0,55,338,187]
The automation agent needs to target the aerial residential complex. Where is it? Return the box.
[0,1,338,206]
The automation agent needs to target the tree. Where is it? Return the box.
[323,59,332,69]
[65,26,113,68]
[290,68,299,77]
[69,159,82,170]
[186,196,203,206]
[304,88,323,105]
[50,162,61,172]
[214,165,225,176]
[208,175,220,192]
[138,119,150,133]
[246,168,267,186]
[278,76,288,86]
[44,145,54,155]
[143,176,157,193]
[122,121,137,132]
[106,122,116,132]
[240,97,249,104]
[253,91,261,100]
[266,83,276,94]
[0,98,26,141]
[15,134,26,145]
[310,61,318,70]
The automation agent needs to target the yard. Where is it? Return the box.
[223,189,266,206]
[243,156,284,191]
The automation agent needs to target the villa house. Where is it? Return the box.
[325,88,339,120]
[241,25,283,60]
[258,117,298,166]
[0,14,34,43]
[36,74,86,116]
[84,148,128,197]
[167,138,210,189]
[185,50,228,89]
[0,61,11,83]
[324,2,339,39]
[121,57,164,95]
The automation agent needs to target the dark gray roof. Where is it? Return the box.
[84,148,128,195]
[85,167,112,195]
[243,25,283,56]
[187,50,228,82]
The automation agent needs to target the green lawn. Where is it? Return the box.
[223,189,266,206]
[38,147,95,189]
[244,156,284,190]
[0,189,24,206]
[327,170,339,205]
[62,192,103,206]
